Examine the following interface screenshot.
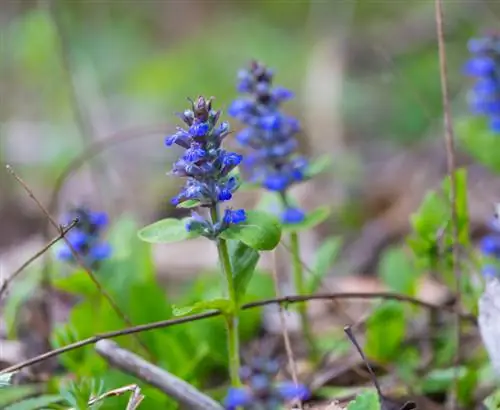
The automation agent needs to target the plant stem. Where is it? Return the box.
[289,230,320,364]
[279,192,319,364]
[210,207,242,388]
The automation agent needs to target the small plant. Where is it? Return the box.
[138,96,282,388]
[56,207,112,269]
[223,357,310,410]
[228,61,330,362]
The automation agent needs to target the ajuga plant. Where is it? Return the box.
[224,357,310,410]
[56,206,112,270]
[464,34,500,133]
[138,96,282,389]
[228,61,328,362]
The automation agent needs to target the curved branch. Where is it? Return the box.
[0,291,475,375]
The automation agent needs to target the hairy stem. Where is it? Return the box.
[210,207,241,388]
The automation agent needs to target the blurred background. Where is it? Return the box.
[2,0,500,290]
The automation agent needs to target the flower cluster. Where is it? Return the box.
[224,358,310,410]
[165,96,246,238]
[480,214,500,278]
[57,207,112,269]
[228,61,308,224]
[464,34,500,133]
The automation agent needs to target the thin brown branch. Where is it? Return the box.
[95,340,223,410]
[0,219,78,301]
[271,250,301,409]
[5,164,155,362]
[0,291,476,375]
[434,0,461,408]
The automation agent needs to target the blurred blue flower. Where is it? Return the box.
[223,357,310,409]
[229,61,309,223]
[56,207,111,269]
[165,96,245,238]
[464,35,500,133]
[479,216,500,278]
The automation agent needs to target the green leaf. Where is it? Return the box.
[229,241,260,301]
[4,394,62,410]
[484,388,500,410]
[421,367,466,394]
[380,246,420,296]
[457,117,500,173]
[307,237,342,293]
[172,298,232,317]
[0,386,39,408]
[220,210,281,251]
[283,206,331,232]
[177,199,201,209]
[347,390,381,410]
[365,301,406,363]
[0,373,15,388]
[138,218,199,244]
[305,154,333,178]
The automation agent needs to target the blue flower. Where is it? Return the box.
[223,357,310,409]
[479,216,500,277]
[464,34,500,133]
[276,381,310,401]
[282,208,305,224]
[56,207,112,269]
[224,387,252,410]
[229,60,309,205]
[223,209,246,225]
[165,96,246,238]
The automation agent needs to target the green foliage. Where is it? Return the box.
[220,210,281,251]
[0,385,40,409]
[346,390,381,410]
[137,217,199,244]
[283,206,331,233]
[229,241,260,302]
[380,246,421,296]
[485,388,500,410]
[4,394,63,410]
[457,117,500,173]
[59,378,105,410]
[307,237,342,293]
[365,301,406,363]
[407,168,469,274]
[172,298,232,317]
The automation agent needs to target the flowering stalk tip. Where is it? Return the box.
[165,96,246,238]
[464,34,500,133]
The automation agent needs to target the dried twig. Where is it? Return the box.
[69,384,145,410]
[434,0,461,408]
[271,250,301,409]
[0,218,78,301]
[5,164,155,361]
[95,340,223,410]
[0,291,475,375]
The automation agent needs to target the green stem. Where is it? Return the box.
[279,192,319,364]
[210,207,241,388]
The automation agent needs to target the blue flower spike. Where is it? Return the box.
[166,96,246,239]
[223,358,310,409]
[465,34,500,133]
[56,207,112,269]
[228,61,308,224]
